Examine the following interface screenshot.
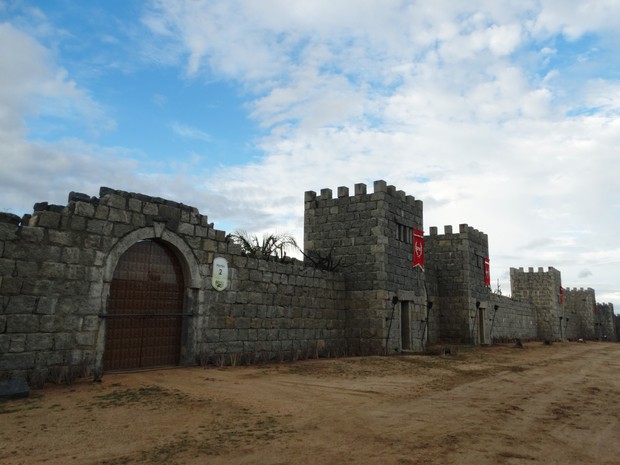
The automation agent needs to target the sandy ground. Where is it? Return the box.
[1,342,619,465]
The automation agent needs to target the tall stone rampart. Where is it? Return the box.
[1,181,617,387]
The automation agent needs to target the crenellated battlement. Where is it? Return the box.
[597,302,615,308]
[565,287,595,294]
[305,180,422,211]
[427,223,488,245]
[511,266,561,275]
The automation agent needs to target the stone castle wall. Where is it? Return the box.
[488,294,538,342]
[0,188,348,384]
[1,181,616,386]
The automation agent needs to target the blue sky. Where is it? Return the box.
[1,0,619,308]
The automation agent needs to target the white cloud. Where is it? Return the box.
[171,122,211,142]
[1,1,619,309]
[0,22,121,212]
[533,0,620,40]
[138,0,620,305]
[0,22,115,138]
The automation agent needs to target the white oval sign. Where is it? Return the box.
[212,257,229,291]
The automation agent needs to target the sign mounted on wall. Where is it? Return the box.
[212,257,229,291]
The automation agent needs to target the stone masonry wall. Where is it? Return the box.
[510,267,563,341]
[1,181,617,386]
[200,254,347,361]
[596,303,617,342]
[0,187,347,385]
[425,224,490,344]
[488,294,538,342]
[304,180,427,355]
[381,184,433,352]
[564,288,596,340]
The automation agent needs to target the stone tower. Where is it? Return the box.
[563,287,596,340]
[510,267,563,341]
[425,224,491,344]
[304,180,427,354]
[596,302,617,341]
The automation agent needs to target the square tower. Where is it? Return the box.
[425,224,491,344]
[510,267,563,341]
[304,180,425,354]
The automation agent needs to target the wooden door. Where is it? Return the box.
[103,240,184,371]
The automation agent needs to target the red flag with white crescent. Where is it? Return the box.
[413,229,424,270]
[484,257,490,286]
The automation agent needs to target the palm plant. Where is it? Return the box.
[227,230,298,261]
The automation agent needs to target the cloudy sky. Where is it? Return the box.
[1,0,619,307]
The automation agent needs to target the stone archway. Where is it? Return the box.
[95,226,203,373]
[103,239,185,370]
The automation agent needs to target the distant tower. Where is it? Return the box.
[510,267,563,341]
[304,180,425,354]
[596,302,617,342]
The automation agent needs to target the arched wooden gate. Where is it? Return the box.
[103,239,185,371]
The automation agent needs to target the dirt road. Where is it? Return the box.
[1,342,619,464]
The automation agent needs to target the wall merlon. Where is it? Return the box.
[355,183,368,195]
[373,180,386,193]
[311,180,424,206]
[214,229,227,241]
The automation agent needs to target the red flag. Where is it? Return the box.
[413,229,424,270]
[559,287,565,304]
[484,257,490,286]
